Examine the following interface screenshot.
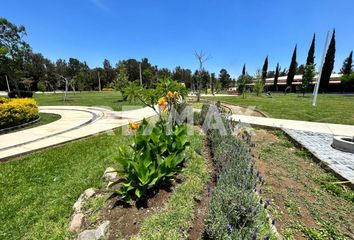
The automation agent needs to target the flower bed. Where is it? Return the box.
[201,103,276,239]
[0,97,39,129]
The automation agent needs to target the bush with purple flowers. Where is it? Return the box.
[204,104,276,239]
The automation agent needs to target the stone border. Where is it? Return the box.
[332,136,354,153]
[0,117,41,135]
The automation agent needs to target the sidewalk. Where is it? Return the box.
[0,106,156,160]
[232,115,354,136]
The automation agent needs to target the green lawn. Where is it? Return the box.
[203,93,354,125]
[0,128,130,239]
[34,91,142,111]
[0,113,61,133]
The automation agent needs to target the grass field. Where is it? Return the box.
[0,113,61,133]
[202,93,354,125]
[34,91,142,111]
[0,128,130,239]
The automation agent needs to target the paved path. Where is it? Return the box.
[231,114,354,184]
[232,115,354,136]
[284,129,354,184]
[0,106,156,160]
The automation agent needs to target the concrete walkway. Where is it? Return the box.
[0,106,156,160]
[231,114,354,184]
[232,115,354,136]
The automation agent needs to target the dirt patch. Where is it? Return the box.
[188,138,216,240]
[223,103,265,117]
[101,183,175,239]
[251,129,354,239]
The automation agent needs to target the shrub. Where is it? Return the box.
[8,90,33,98]
[0,98,39,129]
[205,105,274,239]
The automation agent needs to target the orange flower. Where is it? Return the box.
[166,91,175,99]
[129,122,140,130]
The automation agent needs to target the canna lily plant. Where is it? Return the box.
[111,78,190,204]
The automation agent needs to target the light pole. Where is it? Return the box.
[312,31,330,106]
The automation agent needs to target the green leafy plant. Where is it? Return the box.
[113,119,190,203]
[112,78,191,203]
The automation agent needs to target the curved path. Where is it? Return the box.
[0,106,156,161]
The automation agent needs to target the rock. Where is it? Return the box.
[103,167,117,182]
[76,221,110,240]
[73,197,84,213]
[77,230,96,240]
[69,213,84,233]
[84,188,96,198]
[95,221,110,240]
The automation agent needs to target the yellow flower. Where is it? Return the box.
[129,122,140,130]
[166,91,175,99]
[173,91,180,98]
[158,97,167,107]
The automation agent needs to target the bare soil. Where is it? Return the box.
[188,138,216,240]
[101,183,175,239]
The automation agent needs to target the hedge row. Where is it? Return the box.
[204,104,275,240]
[0,97,39,129]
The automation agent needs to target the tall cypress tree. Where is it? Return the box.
[262,56,268,83]
[306,34,316,66]
[340,51,353,75]
[319,29,336,92]
[274,63,280,91]
[242,64,246,76]
[287,45,297,89]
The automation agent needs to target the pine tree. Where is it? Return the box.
[262,56,268,83]
[340,51,353,75]
[306,34,316,66]
[242,64,246,76]
[287,45,297,89]
[319,29,336,92]
[274,63,280,91]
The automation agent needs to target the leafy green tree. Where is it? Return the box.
[340,51,353,75]
[306,34,316,66]
[340,73,354,92]
[296,64,305,75]
[157,68,171,79]
[237,75,247,98]
[299,64,315,97]
[172,66,192,88]
[319,30,336,92]
[274,63,280,91]
[261,56,268,83]
[102,59,116,87]
[0,18,31,94]
[242,64,246,76]
[37,81,46,92]
[112,63,130,100]
[287,45,297,91]
[254,70,264,96]
[219,68,231,89]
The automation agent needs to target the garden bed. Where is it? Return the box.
[251,129,354,239]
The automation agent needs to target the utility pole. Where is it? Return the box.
[312,31,330,107]
[5,75,10,92]
[139,63,143,85]
[97,71,101,92]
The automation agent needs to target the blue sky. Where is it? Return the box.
[1,0,353,77]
